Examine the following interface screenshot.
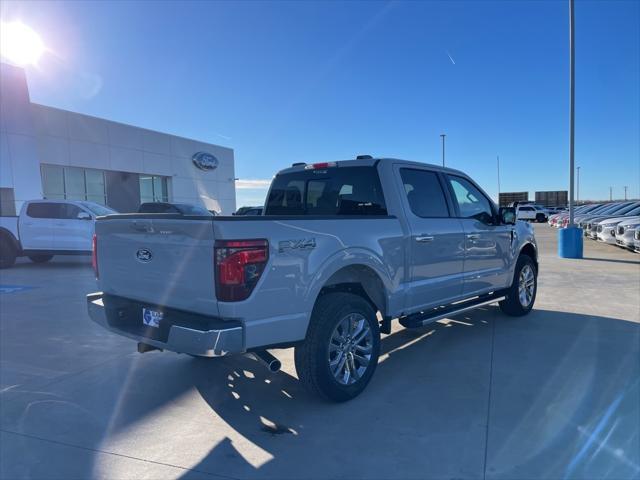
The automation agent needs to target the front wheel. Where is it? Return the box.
[0,236,17,269]
[295,292,380,402]
[499,255,537,316]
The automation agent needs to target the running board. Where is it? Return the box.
[399,294,506,329]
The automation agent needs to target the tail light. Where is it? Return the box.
[92,234,98,279]
[215,239,268,302]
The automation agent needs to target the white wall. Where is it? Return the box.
[0,62,236,215]
[0,64,43,212]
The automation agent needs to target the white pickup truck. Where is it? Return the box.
[88,157,538,401]
[0,200,116,268]
[516,205,548,223]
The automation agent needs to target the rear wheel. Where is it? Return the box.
[536,213,546,223]
[28,254,54,263]
[0,235,17,269]
[295,292,380,402]
[499,255,537,316]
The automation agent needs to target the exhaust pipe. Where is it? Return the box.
[138,342,161,353]
[251,350,281,373]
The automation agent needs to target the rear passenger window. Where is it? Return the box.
[265,167,387,216]
[26,203,64,219]
[400,169,449,218]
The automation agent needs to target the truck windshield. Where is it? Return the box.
[264,166,387,216]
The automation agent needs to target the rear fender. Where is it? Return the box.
[303,247,398,320]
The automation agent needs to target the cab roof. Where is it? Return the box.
[277,157,468,177]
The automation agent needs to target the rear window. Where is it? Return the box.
[400,169,449,218]
[26,202,64,219]
[265,166,387,216]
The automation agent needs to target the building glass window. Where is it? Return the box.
[41,165,107,205]
[85,169,106,204]
[41,165,65,200]
[140,175,169,203]
[64,167,86,200]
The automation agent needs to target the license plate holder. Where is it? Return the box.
[142,307,163,328]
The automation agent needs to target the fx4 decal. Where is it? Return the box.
[278,238,316,253]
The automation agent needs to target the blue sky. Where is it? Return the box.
[3,0,639,206]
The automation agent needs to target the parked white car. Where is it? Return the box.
[0,200,116,268]
[516,205,548,223]
[595,215,640,244]
[613,217,640,249]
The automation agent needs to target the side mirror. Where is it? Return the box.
[499,207,516,225]
[77,211,92,220]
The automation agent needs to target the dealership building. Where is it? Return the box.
[0,63,236,216]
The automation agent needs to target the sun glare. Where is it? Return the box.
[0,21,45,66]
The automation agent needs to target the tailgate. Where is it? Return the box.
[95,217,218,316]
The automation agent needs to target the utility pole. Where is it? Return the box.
[624,186,628,200]
[440,134,446,167]
[609,186,612,201]
[576,166,580,203]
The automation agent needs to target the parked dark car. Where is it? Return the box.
[138,202,212,216]
[234,206,263,216]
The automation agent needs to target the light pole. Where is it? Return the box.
[559,0,582,258]
[440,134,446,167]
[576,166,580,203]
[497,155,501,203]
[609,186,613,201]
[624,186,628,200]
[568,0,575,225]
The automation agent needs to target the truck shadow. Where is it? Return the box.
[179,308,640,480]
[4,307,638,479]
[11,257,92,270]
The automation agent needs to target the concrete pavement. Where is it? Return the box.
[1,225,638,479]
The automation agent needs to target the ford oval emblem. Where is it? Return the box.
[136,248,153,262]
[192,151,218,171]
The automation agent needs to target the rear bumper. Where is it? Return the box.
[87,292,244,357]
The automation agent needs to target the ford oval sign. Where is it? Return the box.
[192,151,218,171]
[136,248,153,263]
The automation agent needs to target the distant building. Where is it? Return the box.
[0,62,236,215]
[535,190,568,207]
[499,191,528,207]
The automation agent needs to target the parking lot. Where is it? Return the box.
[0,224,638,480]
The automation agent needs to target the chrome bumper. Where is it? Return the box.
[87,292,244,357]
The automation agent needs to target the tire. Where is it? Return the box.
[536,213,546,223]
[28,254,54,263]
[295,292,380,402]
[499,254,537,316]
[0,235,17,269]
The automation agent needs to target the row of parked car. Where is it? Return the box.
[548,201,640,253]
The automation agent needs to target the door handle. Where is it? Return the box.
[466,234,481,240]
[415,235,434,243]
